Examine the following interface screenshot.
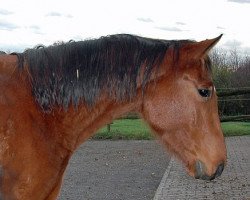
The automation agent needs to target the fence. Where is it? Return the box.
[217,87,250,122]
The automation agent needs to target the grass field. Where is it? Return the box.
[92,119,250,140]
[93,119,153,140]
[221,122,250,136]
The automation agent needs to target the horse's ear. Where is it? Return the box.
[185,34,223,58]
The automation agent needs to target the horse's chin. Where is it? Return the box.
[185,164,196,177]
[172,156,196,178]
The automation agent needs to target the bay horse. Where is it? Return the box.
[0,34,226,199]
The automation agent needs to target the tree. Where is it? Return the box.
[210,48,250,118]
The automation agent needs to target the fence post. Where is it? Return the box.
[107,123,111,133]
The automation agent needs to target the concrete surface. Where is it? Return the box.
[59,140,170,200]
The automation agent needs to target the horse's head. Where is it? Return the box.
[142,36,226,180]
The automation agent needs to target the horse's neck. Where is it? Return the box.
[0,55,18,75]
[48,96,142,152]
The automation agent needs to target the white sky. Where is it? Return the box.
[1,0,250,54]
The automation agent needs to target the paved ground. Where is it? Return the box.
[58,136,249,200]
[154,136,250,200]
[59,140,170,200]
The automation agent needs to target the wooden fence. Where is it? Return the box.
[217,87,250,122]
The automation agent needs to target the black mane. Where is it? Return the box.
[15,34,190,110]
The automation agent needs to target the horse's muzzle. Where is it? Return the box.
[195,160,224,181]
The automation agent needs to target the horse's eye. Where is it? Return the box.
[198,89,211,98]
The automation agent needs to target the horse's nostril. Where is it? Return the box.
[194,160,206,179]
[194,161,224,180]
[215,163,224,178]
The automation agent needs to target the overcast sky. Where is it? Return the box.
[0,0,250,54]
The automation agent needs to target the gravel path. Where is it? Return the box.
[58,140,170,200]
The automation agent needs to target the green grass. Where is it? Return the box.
[221,122,250,137]
[93,119,153,140]
[92,119,250,140]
